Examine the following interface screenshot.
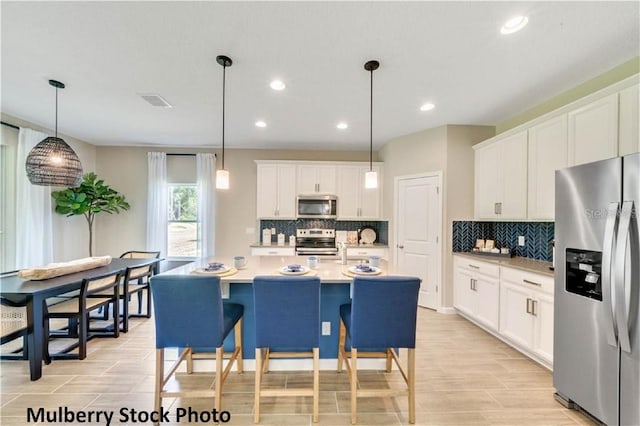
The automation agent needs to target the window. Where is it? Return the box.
[167,184,199,258]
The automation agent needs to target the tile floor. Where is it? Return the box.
[0,308,594,425]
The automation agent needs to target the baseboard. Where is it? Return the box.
[437,306,457,315]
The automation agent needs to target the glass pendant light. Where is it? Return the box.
[215,55,232,190]
[364,60,379,189]
[25,80,83,186]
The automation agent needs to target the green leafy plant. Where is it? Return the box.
[51,172,130,256]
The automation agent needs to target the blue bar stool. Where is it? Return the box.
[337,276,421,424]
[253,276,321,423]
[150,275,243,417]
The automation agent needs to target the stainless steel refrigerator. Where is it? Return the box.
[554,153,639,426]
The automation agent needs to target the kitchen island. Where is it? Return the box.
[157,256,394,371]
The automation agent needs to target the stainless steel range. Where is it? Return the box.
[295,229,338,256]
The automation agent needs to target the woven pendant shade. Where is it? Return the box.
[25,79,83,187]
[25,136,83,186]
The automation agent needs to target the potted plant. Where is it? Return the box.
[51,172,130,256]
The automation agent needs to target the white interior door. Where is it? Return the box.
[395,173,442,309]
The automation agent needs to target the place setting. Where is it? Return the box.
[342,257,384,278]
[191,261,238,277]
[275,263,317,276]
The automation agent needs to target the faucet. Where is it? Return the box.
[338,242,348,265]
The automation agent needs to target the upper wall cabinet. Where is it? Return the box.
[336,164,383,220]
[475,130,528,220]
[256,163,297,219]
[527,115,568,220]
[297,164,337,195]
[568,93,619,166]
[619,84,639,156]
[256,161,384,220]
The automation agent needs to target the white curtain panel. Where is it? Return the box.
[196,153,216,258]
[146,152,168,257]
[15,128,54,268]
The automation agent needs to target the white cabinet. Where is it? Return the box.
[453,257,500,332]
[527,115,568,220]
[619,84,639,156]
[297,164,336,194]
[250,246,295,256]
[568,93,619,166]
[474,130,528,220]
[499,266,554,367]
[256,163,296,219]
[347,246,388,260]
[336,164,382,219]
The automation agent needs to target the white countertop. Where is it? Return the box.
[161,255,393,284]
[453,252,554,277]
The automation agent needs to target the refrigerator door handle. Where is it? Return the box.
[614,201,637,353]
[602,201,620,347]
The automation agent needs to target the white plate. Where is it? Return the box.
[360,228,376,244]
[279,265,309,276]
[348,265,381,275]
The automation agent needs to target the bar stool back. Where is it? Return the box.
[150,275,243,419]
[253,275,321,423]
[338,276,421,424]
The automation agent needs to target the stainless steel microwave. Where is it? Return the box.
[296,195,338,219]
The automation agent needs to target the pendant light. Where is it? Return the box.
[25,80,83,187]
[364,60,379,189]
[215,55,232,190]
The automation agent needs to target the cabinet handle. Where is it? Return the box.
[526,298,531,314]
[532,300,538,316]
[523,279,542,287]
[468,264,480,269]
[268,251,278,255]
[470,279,474,291]
[397,244,404,249]
[357,251,367,255]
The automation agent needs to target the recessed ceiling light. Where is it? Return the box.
[420,103,435,112]
[501,15,528,34]
[255,120,267,128]
[270,80,286,91]
[336,122,348,130]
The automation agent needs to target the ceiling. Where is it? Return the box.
[2,1,638,151]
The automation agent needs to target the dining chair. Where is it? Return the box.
[337,276,421,424]
[253,276,321,423]
[44,270,121,361]
[150,274,243,419]
[1,298,28,360]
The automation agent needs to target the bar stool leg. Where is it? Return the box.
[313,347,319,423]
[154,349,164,426]
[337,319,346,372]
[408,348,416,424]
[235,319,243,373]
[254,348,262,423]
[351,348,358,425]
[215,347,223,414]
[386,348,393,373]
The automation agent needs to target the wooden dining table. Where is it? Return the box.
[0,257,159,381]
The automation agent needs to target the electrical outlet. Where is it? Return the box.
[518,236,525,246]
[245,227,255,235]
[322,322,331,336]
[271,227,276,235]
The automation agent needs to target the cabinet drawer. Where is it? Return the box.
[348,247,388,260]
[251,247,295,257]
[501,266,554,295]
[454,256,499,278]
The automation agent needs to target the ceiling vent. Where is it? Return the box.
[139,93,173,108]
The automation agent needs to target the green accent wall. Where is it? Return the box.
[496,57,640,134]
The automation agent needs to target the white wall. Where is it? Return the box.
[1,113,97,265]
[94,146,374,258]
[378,124,494,308]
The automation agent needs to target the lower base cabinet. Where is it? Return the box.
[453,257,499,332]
[453,255,554,369]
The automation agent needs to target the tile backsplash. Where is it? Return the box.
[260,219,388,245]
[452,221,554,262]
